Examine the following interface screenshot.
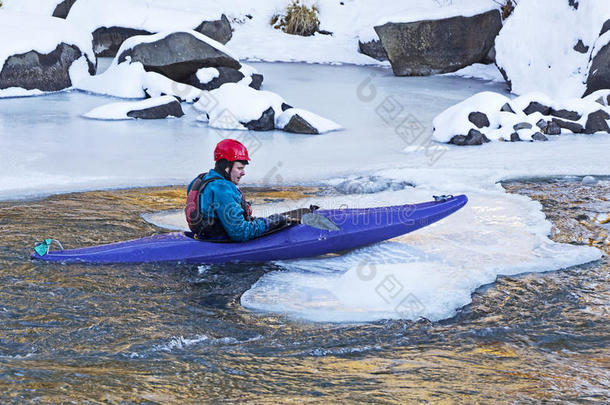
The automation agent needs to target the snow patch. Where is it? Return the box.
[65,0,222,37]
[196,67,220,84]
[495,0,610,98]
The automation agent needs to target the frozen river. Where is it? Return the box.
[0,61,515,199]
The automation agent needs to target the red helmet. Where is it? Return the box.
[214,139,250,162]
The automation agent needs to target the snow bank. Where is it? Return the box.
[66,0,221,35]
[74,61,147,98]
[82,95,181,120]
[1,0,63,16]
[495,0,610,98]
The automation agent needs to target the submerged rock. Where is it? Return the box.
[332,176,413,195]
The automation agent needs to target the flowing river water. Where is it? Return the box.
[0,180,608,403]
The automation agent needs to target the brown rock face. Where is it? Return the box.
[374,9,502,76]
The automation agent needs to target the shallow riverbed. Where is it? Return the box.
[0,181,607,403]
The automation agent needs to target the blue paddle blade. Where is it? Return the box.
[301,213,340,231]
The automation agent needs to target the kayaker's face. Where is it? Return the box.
[229,162,246,185]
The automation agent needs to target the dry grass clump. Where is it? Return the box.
[271,0,320,36]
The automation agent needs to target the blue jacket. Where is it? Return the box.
[187,169,268,242]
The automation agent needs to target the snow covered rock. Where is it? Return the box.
[117,31,240,83]
[0,10,95,96]
[194,83,285,131]
[433,90,610,145]
[194,84,341,133]
[74,60,204,102]
[65,0,232,57]
[495,0,610,98]
[276,108,342,135]
[374,9,501,76]
[83,95,183,120]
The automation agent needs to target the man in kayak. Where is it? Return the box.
[185,139,287,242]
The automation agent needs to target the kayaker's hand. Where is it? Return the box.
[266,214,288,231]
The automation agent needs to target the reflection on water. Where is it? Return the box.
[0,184,608,402]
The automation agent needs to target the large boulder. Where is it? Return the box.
[0,43,95,92]
[117,31,241,83]
[374,9,502,76]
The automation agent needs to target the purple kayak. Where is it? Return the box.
[32,195,467,264]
